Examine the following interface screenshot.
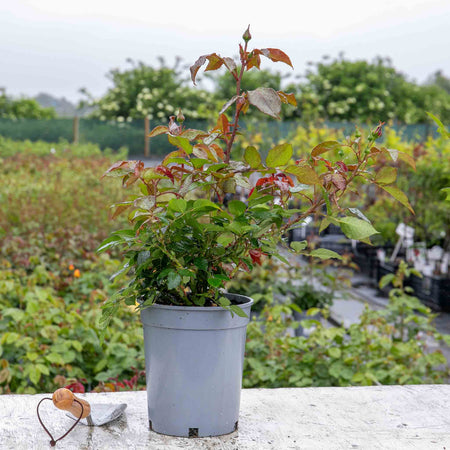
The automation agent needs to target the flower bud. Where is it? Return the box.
[177,108,185,124]
[243,25,252,43]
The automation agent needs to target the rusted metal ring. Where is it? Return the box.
[37,397,84,446]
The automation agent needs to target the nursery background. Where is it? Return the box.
[1,0,450,394]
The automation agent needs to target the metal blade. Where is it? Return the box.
[66,403,127,426]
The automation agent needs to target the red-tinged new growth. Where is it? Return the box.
[99,26,414,319]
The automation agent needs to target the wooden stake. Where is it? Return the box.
[73,116,79,144]
[144,116,150,157]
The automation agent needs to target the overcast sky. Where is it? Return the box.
[1,0,449,103]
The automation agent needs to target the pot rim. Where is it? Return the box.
[141,292,253,312]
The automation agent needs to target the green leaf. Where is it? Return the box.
[310,249,342,260]
[348,208,370,223]
[71,341,83,352]
[3,308,25,322]
[208,275,229,288]
[167,135,193,154]
[97,235,123,253]
[206,163,228,173]
[285,165,320,185]
[45,353,65,365]
[379,274,394,290]
[379,185,414,213]
[190,158,211,169]
[290,240,307,252]
[328,347,342,358]
[193,199,221,210]
[311,141,341,157]
[244,146,262,168]
[229,305,248,318]
[427,112,450,138]
[441,187,450,202]
[217,233,234,246]
[26,352,39,362]
[338,216,379,240]
[28,366,41,385]
[217,296,231,307]
[168,198,187,213]
[266,143,293,168]
[36,363,50,376]
[194,258,208,271]
[167,271,182,290]
[375,167,397,185]
[94,359,108,373]
[228,200,247,216]
[321,187,332,215]
[248,194,273,207]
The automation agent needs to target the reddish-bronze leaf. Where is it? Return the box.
[102,160,142,178]
[190,55,207,85]
[397,152,416,170]
[162,150,187,167]
[219,96,239,115]
[148,125,169,138]
[211,143,225,160]
[180,129,206,140]
[102,160,128,178]
[168,116,181,135]
[246,53,261,70]
[247,87,281,119]
[256,48,293,68]
[111,204,131,219]
[277,91,297,107]
[216,114,230,135]
[223,57,238,77]
[311,141,341,157]
[134,160,144,178]
[330,173,347,191]
[156,165,175,183]
[205,53,224,71]
[123,172,139,187]
[193,144,219,162]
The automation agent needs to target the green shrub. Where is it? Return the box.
[0,255,144,394]
[243,264,450,388]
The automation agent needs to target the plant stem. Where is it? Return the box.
[225,41,248,163]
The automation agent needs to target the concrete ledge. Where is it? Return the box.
[2,385,450,449]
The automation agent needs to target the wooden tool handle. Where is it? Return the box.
[52,388,91,419]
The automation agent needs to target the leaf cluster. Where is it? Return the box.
[100,28,413,321]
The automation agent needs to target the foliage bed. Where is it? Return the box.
[1,137,449,393]
[0,140,145,394]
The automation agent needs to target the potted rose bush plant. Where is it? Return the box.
[99,27,413,437]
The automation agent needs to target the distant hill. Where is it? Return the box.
[34,93,93,117]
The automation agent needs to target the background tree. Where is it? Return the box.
[0,89,56,119]
[82,59,213,122]
[286,56,450,124]
[426,70,450,95]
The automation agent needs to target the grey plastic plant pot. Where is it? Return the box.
[140,292,253,437]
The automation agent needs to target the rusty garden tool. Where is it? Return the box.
[52,388,127,426]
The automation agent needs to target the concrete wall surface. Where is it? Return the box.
[1,385,449,449]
